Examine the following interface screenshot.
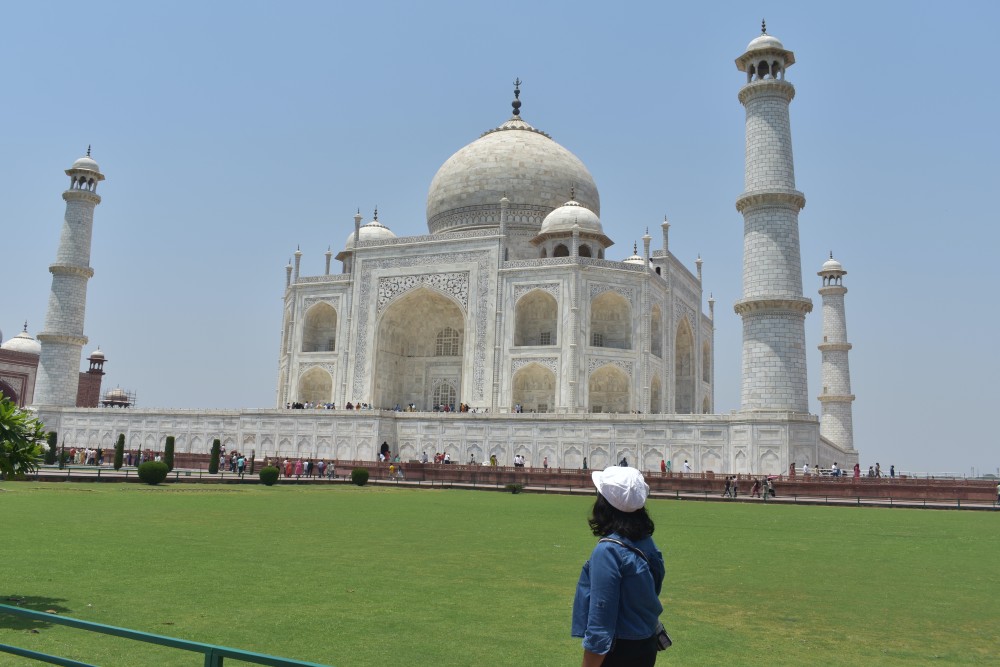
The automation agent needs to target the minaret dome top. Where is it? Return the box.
[736,22,795,73]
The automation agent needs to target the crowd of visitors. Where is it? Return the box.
[283,401,490,413]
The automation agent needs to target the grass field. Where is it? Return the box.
[1,482,997,666]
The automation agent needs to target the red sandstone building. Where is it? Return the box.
[0,323,106,408]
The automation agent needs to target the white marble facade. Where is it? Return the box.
[40,408,847,476]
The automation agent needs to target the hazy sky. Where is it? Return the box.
[3,1,998,474]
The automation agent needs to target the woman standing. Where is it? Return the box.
[572,466,665,666]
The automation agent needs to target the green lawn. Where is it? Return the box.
[1,482,996,666]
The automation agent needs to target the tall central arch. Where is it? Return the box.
[372,287,465,409]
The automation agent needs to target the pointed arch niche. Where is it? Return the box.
[650,304,663,358]
[588,364,630,413]
[650,375,662,414]
[514,290,558,347]
[302,302,338,352]
[511,362,556,413]
[590,291,632,350]
[674,318,695,414]
[297,367,333,404]
[373,287,465,410]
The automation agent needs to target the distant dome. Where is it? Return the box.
[820,255,845,274]
[2,329,41,355]
[623,244,646,265]
[89,347,105,360]
[70,155,100,173]
[106,388,126,399]
[426,115,599,235]
[539,199,603,236]
[747,33,784,51]
[345,218,396,247]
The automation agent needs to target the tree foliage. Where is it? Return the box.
[0,397,47,479]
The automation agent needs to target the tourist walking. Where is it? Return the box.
[572,466,666,667]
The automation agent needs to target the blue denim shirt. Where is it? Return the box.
[571,533,665,655]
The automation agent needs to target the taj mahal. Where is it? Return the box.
[9,27,860,474]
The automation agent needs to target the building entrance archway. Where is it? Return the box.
[373,287,465,410]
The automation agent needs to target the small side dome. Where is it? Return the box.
[71,155,101,173]
[821,257,843,272]
[623,243,646,265]
[1,328,41,355]
[539,199,603,236]
[747,33,784,51]
[819,253,846,276]
[106,387,127,400]
[89,347,105,360]
[344,218,396,247]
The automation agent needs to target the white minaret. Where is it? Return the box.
[817,254,855,451]
[734,23,813,412]
[33,149,105,407]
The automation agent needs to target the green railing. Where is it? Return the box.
[0,604,331,666]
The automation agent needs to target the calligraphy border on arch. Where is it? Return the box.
[354,251,491,401]
[376,272,469,315]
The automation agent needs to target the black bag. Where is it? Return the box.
[654,621,672,650]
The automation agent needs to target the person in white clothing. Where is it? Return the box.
[683,460,692,474]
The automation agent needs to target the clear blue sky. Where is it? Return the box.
[3,1,998,474]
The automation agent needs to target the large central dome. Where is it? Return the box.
[426,110,600,235]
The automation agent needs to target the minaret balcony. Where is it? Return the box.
[735,189,805,213]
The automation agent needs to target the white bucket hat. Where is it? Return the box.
[592,466,649,513]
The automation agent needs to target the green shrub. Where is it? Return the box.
[208,439,221,474]
[351,468,370,486]
[137,461,169,485]
[164,436,175,471]
[113,434,125,470]
[259,466,280,486]
[505,483,523,494]
[45,431,58,465]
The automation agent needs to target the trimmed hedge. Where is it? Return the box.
[113,434,125,470]
[164,436,175,471]
[138,461,169,485]
[259,466,280,486]
[45,431,58,465]
[351,468,370,486]
[208,439,221,474]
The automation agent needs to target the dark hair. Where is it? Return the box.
[588,494,655,541]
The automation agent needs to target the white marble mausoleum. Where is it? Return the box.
[29,27,860,475]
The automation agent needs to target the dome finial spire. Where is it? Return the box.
[23,320,28,333]
[570,185,575,200]
[373,206,379,221]
[761,18,767,34]
[86,145,91,157]
[512,77,522,117]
